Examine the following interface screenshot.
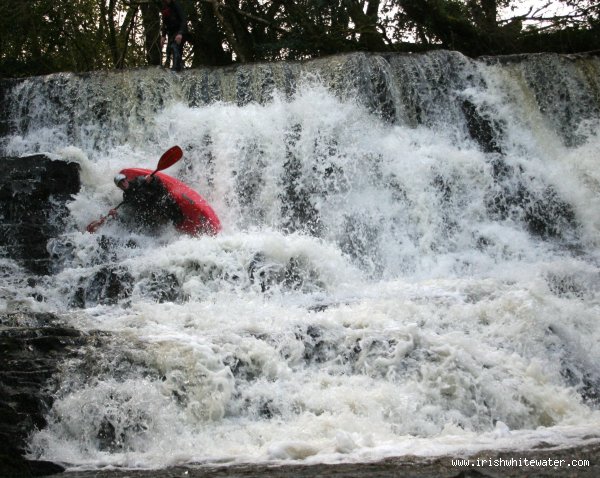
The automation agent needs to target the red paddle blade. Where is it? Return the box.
[86,217,105,233]
[155,145,183,173]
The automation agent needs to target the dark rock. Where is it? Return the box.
[461,99,504,154]
[71,266,134,308]
[143,271,182,303]
[0,79,12,138]
[280,124,322,236]
[296,325,336,364]
[522,186,576,238]
[0,453,64,478]
[485,157,577,240]
[0,312,103,477]
[0,155,80,274]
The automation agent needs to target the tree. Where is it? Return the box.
[388,0,599,55]
[1,0,598,78]
[100,0,140,69]
[0,0,104,76]
[140,1,162,66]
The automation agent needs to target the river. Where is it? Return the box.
[1,51,599,474]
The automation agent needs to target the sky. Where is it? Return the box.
[500,0,575,22]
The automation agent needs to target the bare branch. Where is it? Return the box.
[201,0,286,33]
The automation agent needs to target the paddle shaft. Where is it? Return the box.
[86,146,183,233]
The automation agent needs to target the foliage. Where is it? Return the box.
[0,0,598,77]
[0,0,151,76]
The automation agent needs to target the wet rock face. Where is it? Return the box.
[0,155,80,274]
[0,312,101,477]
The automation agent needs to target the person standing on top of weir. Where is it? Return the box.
[112,173,184,232]
[160,0,188,72]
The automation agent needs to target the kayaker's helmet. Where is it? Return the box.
[115,173,127,187]
[114,173,127,187]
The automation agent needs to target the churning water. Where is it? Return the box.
[1,51,600,470]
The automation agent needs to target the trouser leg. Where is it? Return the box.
[171,39,184,72]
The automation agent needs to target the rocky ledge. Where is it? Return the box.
[0,154,80,274]
[0,154,86,476]
[42,441,600,478]
[0,311,109,477]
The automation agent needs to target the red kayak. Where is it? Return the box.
[119,168,221,235]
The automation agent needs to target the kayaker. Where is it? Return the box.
[112,173,184,231]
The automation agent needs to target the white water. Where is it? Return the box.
[1,51,600,470]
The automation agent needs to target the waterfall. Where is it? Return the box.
[1,50,599,469]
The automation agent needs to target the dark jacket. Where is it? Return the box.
[161,1,188,38]
[121,176,184,231]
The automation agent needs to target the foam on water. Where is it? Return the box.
[1,52,599,469]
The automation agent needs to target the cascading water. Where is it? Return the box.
[1,50,600,470]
